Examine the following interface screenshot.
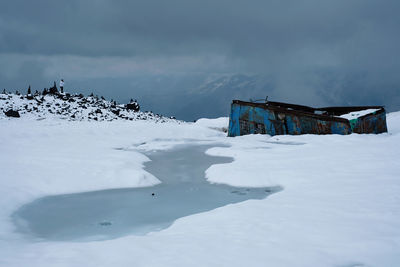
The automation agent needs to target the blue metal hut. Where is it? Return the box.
[228,100,387,137]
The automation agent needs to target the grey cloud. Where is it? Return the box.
[1,0,398,59]
[0,0,399,120]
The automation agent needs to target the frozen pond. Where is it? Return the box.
[12,144,278,242]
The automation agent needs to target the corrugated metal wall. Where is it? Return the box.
[228,101,387,137]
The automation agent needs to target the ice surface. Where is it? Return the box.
[12,145,276,241]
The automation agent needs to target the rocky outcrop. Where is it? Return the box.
[4,109,20,118]
[0,89,180,123]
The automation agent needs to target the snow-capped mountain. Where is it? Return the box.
[174,74,274,120]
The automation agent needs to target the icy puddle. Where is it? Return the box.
[12,145,277,242]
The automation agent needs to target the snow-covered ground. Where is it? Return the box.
[0,113,399,266]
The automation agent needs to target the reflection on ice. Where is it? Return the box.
[12,145,278,242]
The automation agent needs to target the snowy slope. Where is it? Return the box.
[387,111,400,134]
[0,112,399,266]
[0,92,179,122]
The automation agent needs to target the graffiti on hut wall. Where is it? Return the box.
[228,100,388,137]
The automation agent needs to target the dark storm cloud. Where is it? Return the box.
[1,0,399,59]
[0,0,400,119]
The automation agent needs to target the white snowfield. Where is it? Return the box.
[0,113,399,267]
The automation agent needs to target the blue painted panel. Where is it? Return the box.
[330,122,350,135]
[285,115,302,134]
[228,104,241,137]
[352,111,387,134]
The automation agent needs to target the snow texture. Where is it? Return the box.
[0,109,399,267]
[194,117,229,132]
[0,92,179,123]
[339,108,381,120]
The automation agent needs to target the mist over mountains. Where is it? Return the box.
[69,72,399,121]
[3,71,398,122]
[62,74,275,121]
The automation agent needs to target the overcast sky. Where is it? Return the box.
[1,0,399,119]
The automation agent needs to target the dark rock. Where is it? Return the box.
[49,87,58,94]
[111,109,120,116]
[49,82,58,94]
[126,103,140,111]
[4,109,20,118]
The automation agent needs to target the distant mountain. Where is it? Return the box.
[174,74,275,121]
[58,74,276,121]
